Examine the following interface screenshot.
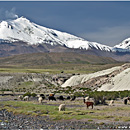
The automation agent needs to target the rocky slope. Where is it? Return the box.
[61,64,130,91]
[0,64,130,92]
[0,72,72,93]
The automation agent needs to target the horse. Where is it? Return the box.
[57,96,64,101]
[59,104,66,111]
[23,96,29,101]
[109,100,114,106]
[37,94,45,104]
[40,94,45,99]
[83,98,94,109]
[127,97,130,102]
[18,95,23,100]
[48,96,56,101]
[49,93,55,97]
[70,96,76,101]
[123,97,130,105]
[66,96,71,100]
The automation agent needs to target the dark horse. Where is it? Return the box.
[70,96,76,101]
[57,96,64,101]
[83,98,94,109]
[48,96,56,101]
[124,97,130,105]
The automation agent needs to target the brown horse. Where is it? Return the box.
[83,98,94,109]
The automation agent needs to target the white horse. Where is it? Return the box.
[59,104,66,111]
[18,95,23,100]
[23,96,29,101]
[37,95,44,104]
[109,100,114,106]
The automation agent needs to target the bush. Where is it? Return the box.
[87,90,130,105]
[23,92,32,97]
[74,92,83,97]
[119,90,130,99]
[31,93,37,97]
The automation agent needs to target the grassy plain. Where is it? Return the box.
[0,63,123,74]
[0,99,130,123]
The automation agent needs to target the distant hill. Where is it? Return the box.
[0,52,117,68]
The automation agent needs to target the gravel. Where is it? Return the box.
[0,109,129,129]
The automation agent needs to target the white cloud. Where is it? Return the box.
[0,7,18,20]
[5,7,18,19]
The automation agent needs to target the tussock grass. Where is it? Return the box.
[123,118,130,122]
[1,100,130,122]
[0,101,99,120]
[0,101,106,121]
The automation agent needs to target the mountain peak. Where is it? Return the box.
[0,16,115,52]
[113,38,130,52]
[0,16,130,61]
[115,38,130,49]
[15,16,30,23]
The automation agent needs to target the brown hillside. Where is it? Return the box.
[0,52,117,68]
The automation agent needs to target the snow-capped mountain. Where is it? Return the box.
[0,16,130,62]
[0,16,112,52]
[113,38,130,52]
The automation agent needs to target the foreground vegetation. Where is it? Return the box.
[0,61,129,123]
[53,86,130,100]
[0,99,130,122]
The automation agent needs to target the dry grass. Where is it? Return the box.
[0,63,122,74]
[0,97,130,123]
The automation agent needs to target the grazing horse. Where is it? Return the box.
[49,94,55,97]
[37,94,45,104]
[40,94,45,99]
[127,97,130,103]
[57,96,64,101]
[70,96,76,101]
[23,96,29,101]
[18,95,23,100]
[109,100,114,106]
[59,104,66,111]
[83,98,94,109]
[48,96,56,101]
[66,96,71,100]
[123,97,130,105]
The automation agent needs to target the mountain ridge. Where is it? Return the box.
[0,17,130,61]
[0,17,112,52]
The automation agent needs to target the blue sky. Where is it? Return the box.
[0,1,130,46]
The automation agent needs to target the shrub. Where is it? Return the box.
[23,92,32,97]
[31,93,37,97]
[89,91,122,102]
[88,119,93,122]
[91,91,106,105]
[99,122,105,125]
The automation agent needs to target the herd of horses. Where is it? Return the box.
[18,94,75,102]
[18,93,94,109]
[18,94,130,110]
